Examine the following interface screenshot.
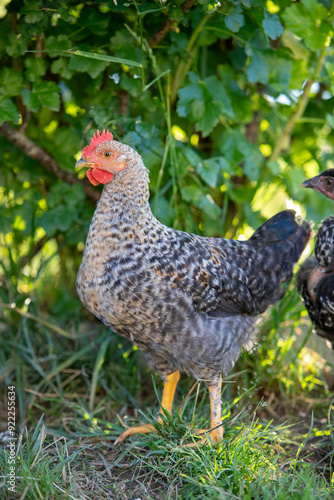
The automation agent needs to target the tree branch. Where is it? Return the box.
[245,111,261,144]
[170,14,209,105]
[148,0,196,48]
[0,123,100,203]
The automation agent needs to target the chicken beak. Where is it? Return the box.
[75,157,96,169]
[300,178,316,189]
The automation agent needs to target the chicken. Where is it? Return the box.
[76,130,311,444]
[297,169,334,349]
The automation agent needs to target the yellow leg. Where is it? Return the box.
[192,375,224,445]
[115,370,180,444]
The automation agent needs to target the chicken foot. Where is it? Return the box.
[115,370,180,444]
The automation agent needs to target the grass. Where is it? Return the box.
[1,278,334,499]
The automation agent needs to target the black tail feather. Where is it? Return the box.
[249,210,311,260]
[248,209,312,284]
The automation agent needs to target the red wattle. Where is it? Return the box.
[87,168,100,186]
[87,168,114,185]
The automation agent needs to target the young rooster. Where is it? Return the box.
[76,130,311,444]
[297,170,334,349]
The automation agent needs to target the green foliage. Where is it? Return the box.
[1,0,334,495]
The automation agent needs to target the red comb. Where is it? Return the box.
[82,129,114,157]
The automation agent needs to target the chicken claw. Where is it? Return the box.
[115,370,180,444]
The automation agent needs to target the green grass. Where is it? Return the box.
[0,395,333,498]
[1,279,334,499]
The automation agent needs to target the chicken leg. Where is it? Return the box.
[193,375,224,444]
[115,370,180,444]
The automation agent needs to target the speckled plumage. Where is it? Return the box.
[77,139,311,386]
[297,217,334,349]
[298,169,334,349]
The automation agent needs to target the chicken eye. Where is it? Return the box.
[104,152,112,157]
[325,178,333,186]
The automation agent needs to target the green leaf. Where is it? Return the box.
[180,185,220,219]
[205,76,234,119]
[191,85,221,137]
[220,130,263,180]
[177,82,202,118]
[184,147,220,188]
[269,57,292,92]
[282,2,330,51]
[304,22,331,51]
[221,130,244,163]
[152,196,175,226]
[23,81,60,112]
[6,33,27,57]
[267,161,280,175]
[20,1,44,24]
[302,0,328,19]
[217,65,253,123]
[224,4,244,33]
[47,185,63,209]
[246,52,269,84]
[0,68,23,97]
[68,49,142,68]
[177,74,233,137]
[282,4,313,39]
[45,35,71,58]
[66,184,85,206]
[22,90,40,112]
[40,205,77,235]
[240,142,263,181]
[262,10,284,40]
[79,8,110,35]
[88,106,111,129]
[198,158,222,188]
[110,29,135,46]
[38,210,58,237]
[180,185,203,204]
[47,183,85,211]
[183,147,202,166]
[0,99,20,126]
[34,81,60,110]
[24,58,47,82]
[51,58,74,79]
[25,11,44,23]
[198,194,221,219]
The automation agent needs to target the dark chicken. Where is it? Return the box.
[76,130,311,444]
[297,169,334,349]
